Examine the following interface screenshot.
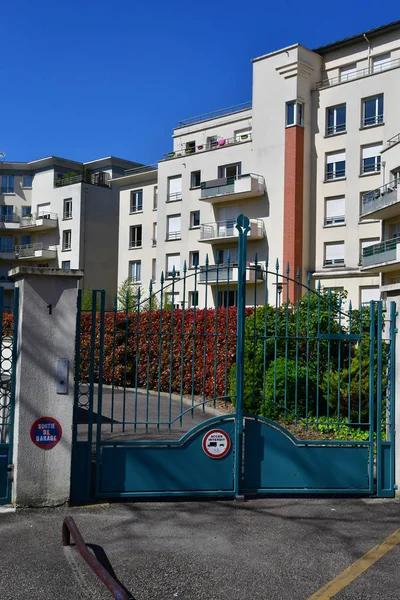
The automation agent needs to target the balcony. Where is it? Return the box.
[54,172,110,188]
[199,219,264,243]
[316,58,400,90]
[0,213,20,230]
[360,179,400,221]
[0,246,15,260]
[198,263,265,284]
[20,212,58,232]
[162,132,252,161]
[14,242,57,261]
[386,132,400,150]
[361,238,400,272]
[200,174,265,204]
[177,101,252,127]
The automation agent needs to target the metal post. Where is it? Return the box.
[234,215,250,499]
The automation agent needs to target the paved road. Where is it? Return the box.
[1,498,400,599]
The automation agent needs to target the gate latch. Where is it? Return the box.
[7,464,14,481]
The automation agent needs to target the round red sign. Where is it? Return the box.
[30,417,62,450]
[202,429,231,459]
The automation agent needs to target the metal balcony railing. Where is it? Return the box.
[55,172,111,188]
[324,215,345,226]
[0,213,19,223]
[200,219,264,240]
[20,212,58,227]
[325,167,346,180]
[316,58,400,89]
[177,101,251,127]
[14,242,52,258]
[361,162,381,175]
[324,258,345,267]
[124,163,158,176]
[163,132,252,160]
[386,133,400,149]
[362,114,383,127]
[362,237,400,267]
[326,124,346,136]
[200,173,265,200]
[166,231,181,241]
[167,191,182,202]
[361,179,400,216]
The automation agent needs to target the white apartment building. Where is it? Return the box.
[0,155,140,309]
[116,20,400,308]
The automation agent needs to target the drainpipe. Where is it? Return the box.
[364,34,371,72]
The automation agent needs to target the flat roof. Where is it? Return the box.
[313,19,400,54]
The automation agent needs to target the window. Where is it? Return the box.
[130,189,143,213]
[167,215,181,240]
[389,222,400,239]
[189,291,199,308]
[152,222,157,246]
[326,151,346,180]
[152,258,156,282]
[190,210,200,228]
[325,196,345,226]
[62,230,71,251]
[340,63,357,82]
[22,176,33,188]
[361,143,382,175]
[324,242,344,266]
[326,105,346,135]
[191,170,201,188]
[0,237,13,252]
[362,95,383,127]
[168,176,182,202]
[234,128,252,141]
[63,198,72,219]
[189,251,199,268]
[165,292,180,309]
[218,163,241,179]
[1,175,14,194]
[207,135,218,149]
[0,206,14,223]
[360,238,380,264]
[153,186,158,210]
[185,141,196,154]
[360,286,380,304]
[21,206,31,217]
[129,260,141,283]
[21,235,31,246]
[129,225,142,248]
[166,254,180,278]
[62,261,71,270]
[216,247,238,264]
[218,290,238,307]
[286,101,304,127]
[372,53,391,73]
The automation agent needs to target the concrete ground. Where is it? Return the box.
[1,498,400,600]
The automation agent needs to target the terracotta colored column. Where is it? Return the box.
[283,125,304,302]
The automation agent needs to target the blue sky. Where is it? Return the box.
[2,1,399,165]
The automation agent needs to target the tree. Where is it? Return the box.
[117,278,140,312]
[81,287,100,311]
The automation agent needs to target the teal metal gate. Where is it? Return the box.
[71,216,396,502]
[0,288,19,505]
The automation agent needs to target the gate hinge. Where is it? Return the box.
[7,464,14,481]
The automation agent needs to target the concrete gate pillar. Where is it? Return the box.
[9,267,83,507]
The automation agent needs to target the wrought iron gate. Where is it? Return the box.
[0,288,19,504]
[71,216,396,502]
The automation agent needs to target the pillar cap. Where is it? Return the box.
[8,267,84,280]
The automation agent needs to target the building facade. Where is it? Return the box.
[0,155,140,308]
[115,20,400,308]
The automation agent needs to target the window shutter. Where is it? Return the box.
[325,242,344,260]
[362,144,383,159]
[169,177,182,194]
[167,254,180,272]
[361,287,380,303]
[326,197,345,217]
[168,216,181,233]
[327,151,346,164]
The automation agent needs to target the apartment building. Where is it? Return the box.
[116,20,400,308]
[0,155,140,309]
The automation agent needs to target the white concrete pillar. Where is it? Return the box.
[9,267,83,507]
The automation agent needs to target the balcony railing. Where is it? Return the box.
[326,124,346,136]
[362,114,383,128]
[361,179,400,217]
[0,213,19,223]
[0,245,13,253]
[152,237,157,247]
[316,58,400,90]
[362,238,400,268]
[14,242,52,258]
[200,219,264,241]
[124,163,158,176]
[55,172,111,188]
[167,191,182,202]
[166,231,181,241]
[177,101,251,127]
[324,258,345,267]
[199,263,265,283]
[200,173,265,201]
[324,215,345,226]
[386,133,400,149]
[163,133,252,160]
[361,162,381,175]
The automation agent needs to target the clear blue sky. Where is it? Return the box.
[2,1,398,165]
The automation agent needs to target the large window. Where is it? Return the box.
[218,290,238,307]
[1,175,14,194]
[0,237,13,252]
[167,215,181,240]
[22,206,31,217]
[129,225,142,248]
[326,151,346,180]
[325,196,345,226]
[166,253,180,278]
[362,95,383,127]
[361,143,382,175]
[167,176,182,202]
[130,189,143,213]
[62,230,71,251]
[340,63,357,82]
[286,101,304,127]
[324,242,344,266]
[372,53,391,73]
[63,198,72,219]
[129,260,141,283]
[326,104,346,135]
[22,175,33,188]
[218,163,241,179]
[0,206,14,223]
[216,247,238,265]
